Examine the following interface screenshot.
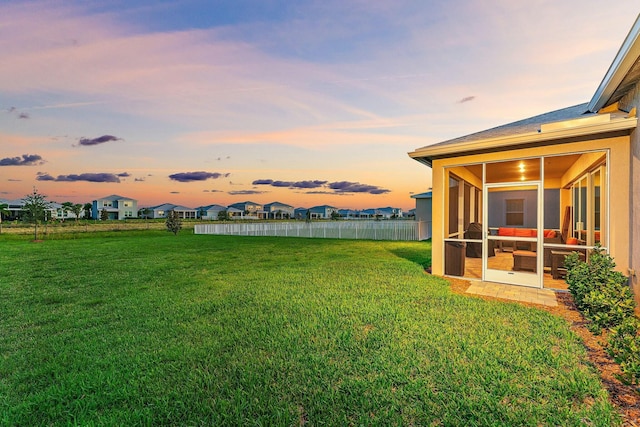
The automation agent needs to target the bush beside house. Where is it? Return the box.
[565,247,640,385]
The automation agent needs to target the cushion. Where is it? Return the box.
[514,228,532,237]
[545,230,556,238]
[498,227,516,236]
[566,237,579,245]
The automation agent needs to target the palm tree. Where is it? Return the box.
[0,202,9,234]
[83,203,93,220]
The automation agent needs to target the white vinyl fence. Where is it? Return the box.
[194,220,432,241]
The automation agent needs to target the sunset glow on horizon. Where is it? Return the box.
[1,1,636,211]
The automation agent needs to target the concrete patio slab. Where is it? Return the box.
[466,281,558,306]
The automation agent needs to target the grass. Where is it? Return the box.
[0,231,619,425]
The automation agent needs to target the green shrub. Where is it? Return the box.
[582,276,636,334]
[565,246,634,333]
[607,316,640,385]
[565,251,591,310]
[565,246,640,384]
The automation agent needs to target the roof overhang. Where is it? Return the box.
[408,115,637,167]
[588,15,640,112]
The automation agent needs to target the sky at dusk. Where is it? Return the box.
[1,1,637,210]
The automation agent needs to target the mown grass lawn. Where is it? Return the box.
[0,231,619,425]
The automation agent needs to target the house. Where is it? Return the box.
[228,201,265,219]
[358,207,401,219]
[0,198,27,221]
[294,207,309,220]
[92,195,138,220]
[226,206,244,219]
[263,202,294,219]
[358,209,375,219]
[146,203,197,219]
[411,191,433,240]
[408,15,640,303]
[196,204,228,220]
[308,205,339,219]
[411,191,433,223]
[0,198,58,221]
[338,208,359,219]
[376,206,403,219]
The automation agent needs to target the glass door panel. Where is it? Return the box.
[484,183,541,287]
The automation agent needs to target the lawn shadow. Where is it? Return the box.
[388,240,432,270]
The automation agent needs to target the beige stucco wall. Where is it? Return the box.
[619,84,640,310]
[631,127,640,311]
[429,134,631,280]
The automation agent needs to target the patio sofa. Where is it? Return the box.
[496,227,563,267]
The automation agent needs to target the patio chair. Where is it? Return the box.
[464,222,495,258]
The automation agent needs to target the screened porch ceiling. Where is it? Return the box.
[461,154,584,183]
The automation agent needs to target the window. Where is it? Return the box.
[568,159,606,246]
[505,199,524,226]
[448,176,460,236]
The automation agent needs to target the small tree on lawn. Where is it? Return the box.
[166,210,182,235]
[330,210,340,221]
[61,201,74,222]
[22,188,50,241]
[217,210,230,221]
[138,208,151,220]
[0,202,9,234]
[70,203,83,224]
[100,208,109,221]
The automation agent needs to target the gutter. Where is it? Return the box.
[408,116,637,167]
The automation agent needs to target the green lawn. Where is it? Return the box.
[0,232,619,425]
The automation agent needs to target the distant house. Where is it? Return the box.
[0,199,23,220]
[338,209,359,219]
[228,201,265,219]
[358,207,402,219]
[410,192,433,240]
[358,209,375,219]
[92,195,138,220]
[1,198,58,221]
[408,15,640,297]
[263,202,294,219]
[294,207,309,220]
[196,204,228,220]
[146,203,197,219]
[376,206,403,219]
[411,191,432,223]
[308,205,339,219]
[226,206,244,219]
[51,202,85,221]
